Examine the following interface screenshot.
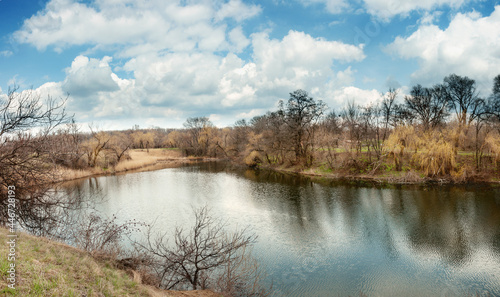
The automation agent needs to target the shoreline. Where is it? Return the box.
[54,149,222,183]
[54,148,500,186]
[255,163,500,186]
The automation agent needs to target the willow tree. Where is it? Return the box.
[183,117,214,156]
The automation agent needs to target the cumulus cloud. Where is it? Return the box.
[32,28,365,127]
[250,30,365,96]
[13,0,261,54]
[35,60,140,120]
[228,26,251,53]
[120,30,365,111]
[386,6,500,92]
[215,0,262,22]
[62,56,119,99]
[11,0,370,128]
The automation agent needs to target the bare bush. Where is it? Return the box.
[70,211,146,258]
[214,246,272,297]
[134,207,271,296]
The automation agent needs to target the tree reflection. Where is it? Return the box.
[60,164,500,295]
[236,168,500,268]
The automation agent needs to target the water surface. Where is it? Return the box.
[64,162,500,296]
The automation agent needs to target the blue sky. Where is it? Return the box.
[1,0,500,129]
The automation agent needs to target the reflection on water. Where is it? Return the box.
[63,162,500,296]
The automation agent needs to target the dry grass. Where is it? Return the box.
[0,227,151,296]
[57,149,190,182]
[115,149,185,172]
[114,149,204,174]
[0,228,222,297]
[54,167,97,182]
[114,150,165,172]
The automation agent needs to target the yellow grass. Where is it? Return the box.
[114,149,184,172]
[57,149,189,182]
[54,167,96,182]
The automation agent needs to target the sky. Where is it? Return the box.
[1,0,500,129]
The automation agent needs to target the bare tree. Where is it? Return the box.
[71,211,144,258]
[404,84,449,131]
[488,74,500,125]
[493,74,500,96]
[83,124,112,167]
[247,112,289,165]
[108,131,131,163]
[316,111,342,169]
[381,88,398,139]
[134,207,268,295]
[278,89,327,165]
[0,86,71,232]
[443,74,483,129]
[183,117,214,156]
[361,104,382,161]
[228,119,251,157]
[53,120,86,168]
[340,101,363,154]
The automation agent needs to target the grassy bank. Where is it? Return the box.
[0,227,221,297]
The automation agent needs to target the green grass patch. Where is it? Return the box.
[458,151,475,156]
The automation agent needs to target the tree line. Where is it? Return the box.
[44,72,500,180]
[170,73,500,181]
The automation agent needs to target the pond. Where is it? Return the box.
[63,162,500,296]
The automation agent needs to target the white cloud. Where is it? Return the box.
[298,0,349,14]
[250,30,365,97]
[121,30,365,111]
[329,86,382,107]
[29,29,365,128]
[0,50,13,57]
[235,108,266,119]
[215,0,262,22]
[62,55,120,100]
[13,0,261,54]
[386,6,500,93]
[125,52,226,107]
[419,10,443,25]
[11,1,371,128]
[228,26,250,53]
[363,0,467,19]
[297,0,469,18]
